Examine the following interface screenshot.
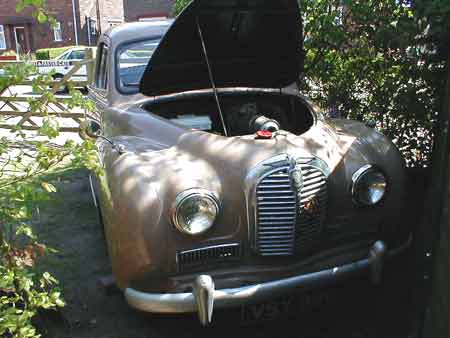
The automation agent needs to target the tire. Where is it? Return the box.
[51,74,68,93]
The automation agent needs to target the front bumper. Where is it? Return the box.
[125,237,411,325]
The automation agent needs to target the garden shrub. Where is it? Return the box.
[34,50,49,60]
[2,50,17,57]
[0,60,97,337]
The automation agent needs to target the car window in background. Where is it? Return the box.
[56,50,70,60]
[68,50,85,60]
[117,38,161,93]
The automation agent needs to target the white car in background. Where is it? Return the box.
[34,47,96,91]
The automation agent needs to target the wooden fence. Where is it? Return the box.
[0,48,95,133]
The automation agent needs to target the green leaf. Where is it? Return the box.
[36,11,47,23]
[31,0,44,7]
[41,182,57,193]
[16,1,25,13]
[16,225,35,239]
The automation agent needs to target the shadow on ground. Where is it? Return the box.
[33,169,415,338]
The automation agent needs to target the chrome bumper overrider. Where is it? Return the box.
[125,237,412,326]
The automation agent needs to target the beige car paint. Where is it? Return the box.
[89,22,407,294]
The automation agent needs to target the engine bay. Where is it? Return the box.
[144,93,314,137]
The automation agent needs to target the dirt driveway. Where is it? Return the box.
[33,169,416,338]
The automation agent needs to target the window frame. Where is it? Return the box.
[0,25,6,50]
[95,43,109,91]
[67,50,85,60]
[115,36,162,95]
[56,50,71,60]
[89,19,97,36]
[53,22,63,42]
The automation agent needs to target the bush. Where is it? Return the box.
[0,62,97,337]
[0,182,65,338]
[2,50,17,57]
[35,47,71,60]
[299,0,449,168]
[35,50,49,60]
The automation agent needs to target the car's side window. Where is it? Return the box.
[69,50,85,60]
[57,51,70,60]
[95,43,109,90]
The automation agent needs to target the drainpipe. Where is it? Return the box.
[71,0,79,45]
[86,16,91,46]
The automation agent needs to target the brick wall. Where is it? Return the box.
[0,0,173,54]
[99,0,125,30]
[78,0,101,46]
[124,0,175,22]
[35,0,79,49]
[78,0,124,46]
[0,0,78,52]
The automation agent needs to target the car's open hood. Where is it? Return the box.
[139,0,302,97]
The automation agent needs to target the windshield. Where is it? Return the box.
[117,38,161,92]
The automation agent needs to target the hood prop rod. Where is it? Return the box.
[196,17,228,136]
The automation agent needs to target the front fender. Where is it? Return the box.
[327,119,407,237]
[97,137,225,289]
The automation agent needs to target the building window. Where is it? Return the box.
[107,19,122,28]
[0,25,6,50]
[89,19,97,36]
[139,16,168,22]
[53,22,62,41]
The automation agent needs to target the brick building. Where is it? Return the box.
[0,0,174,56]
[124,0,175,22]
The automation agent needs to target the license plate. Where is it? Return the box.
[240,289,336,323]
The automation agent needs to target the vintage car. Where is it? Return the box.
[85,0,411,326]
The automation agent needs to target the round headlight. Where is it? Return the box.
[173,189,219,235]
[352,165,387,206]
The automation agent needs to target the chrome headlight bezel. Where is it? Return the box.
[352,165,388,206]
[172,189,220,236]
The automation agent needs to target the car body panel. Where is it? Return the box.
[93,90,405,289]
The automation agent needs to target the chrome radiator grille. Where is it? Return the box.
[256,166,297,256]
[295,162,328,253]
[254,157,328,257]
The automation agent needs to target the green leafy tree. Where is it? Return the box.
[300,0,448,167]
[173,0,191,16]
[0,3,98,337]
